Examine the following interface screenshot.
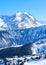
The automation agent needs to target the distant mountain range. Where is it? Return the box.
[0,12,46,30]
[0,12,46,56]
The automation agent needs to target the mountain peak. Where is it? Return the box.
[12,12,42,29]
[0,12,46,30]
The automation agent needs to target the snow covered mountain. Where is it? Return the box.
[0,12,46,55]
[0,12,45,29]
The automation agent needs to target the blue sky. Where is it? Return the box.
[0,0,46,21]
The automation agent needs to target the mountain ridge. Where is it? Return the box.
[0,12,46,55]
[0,12,46,30]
